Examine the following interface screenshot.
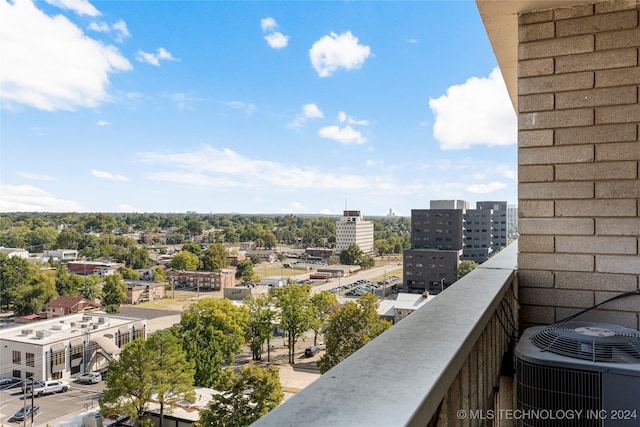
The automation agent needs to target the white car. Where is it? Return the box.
[0,377,14,385]
[78,372,101,384]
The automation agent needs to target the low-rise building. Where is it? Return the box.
[124,281,166,304]
[0,247,29,259]
[44,296,100,319]
[223,283,269,301]
[0,313,146,382]
[43,249,78,262]
[167,270,235,291]
[260,276,288,288]
[67,260,125,276]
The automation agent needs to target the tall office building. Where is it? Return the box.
[335,210,375,254]
[403,200,508,295]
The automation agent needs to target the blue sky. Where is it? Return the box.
[0,0,517,216]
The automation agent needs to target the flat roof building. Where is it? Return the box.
[0,313,146,383]
[335,210,374,255]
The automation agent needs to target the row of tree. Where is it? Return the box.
[0,212,412,255]
[99,286,391,426]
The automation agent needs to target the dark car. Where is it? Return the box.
[304,346,319,357]
[12,404,39,421]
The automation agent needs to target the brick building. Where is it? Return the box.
[477,0,640,329]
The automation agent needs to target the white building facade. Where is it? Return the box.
[335,210,375,254]
[0,313,146,383]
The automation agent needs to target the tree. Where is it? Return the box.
[55,264,79,296]
[359,254,376,269]
[273,284,313,364]
[456,260,479,281]
[55,228,83,249]
[235,260,256,283]
[245,294,276,361]
[100,338,156,426]
[169,251,200,271]
[147,330,195,427]
[176,298,249,387]
[309,291,338,346]
[181,242,203,256]
[339,244,363,265]
[198,366,283,427]
[13,274,57,316]
[102,274,127,313]
[152,267,167,283]
[78,274,103,300]
[118,266,141,280]
[318,293,391,374]
[26,226,58,251]
[200,244,230,271]
[0,253,38,309]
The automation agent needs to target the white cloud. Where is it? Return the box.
[169,92,197,110]
[138,145,370,190]
[264,32,289,49]
[260,17,277,32]
[97,120,110,126]
[309,31,371,78]
[112,19,130,43]
[366,159,383,166]
[429,67,516,150]
[135,47,177,66]
[91,169,129,182]
[0,184,84,212]
[496,165,517,180]
[18,172,56,181]
[225,101,257,115]
[288,201,306,212]
[337,111,369,125]
[0,0,132,111]
[88,19,130,43]
[44,0,100,16]
[288,103,324,128]
[467,181,508,194]
[118,203,136,212]
[318,125,366,145]
[319,208,334,215]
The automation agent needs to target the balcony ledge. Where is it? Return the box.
[253,242,518,427]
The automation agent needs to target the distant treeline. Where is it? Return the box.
[0,212,411,255]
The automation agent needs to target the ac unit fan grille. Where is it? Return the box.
[530,322,640,363]
[516,358,601,427]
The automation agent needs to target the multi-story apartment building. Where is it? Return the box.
[335,210,374,254]
[403,200,508,294]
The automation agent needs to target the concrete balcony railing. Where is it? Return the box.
[253,242,519,427]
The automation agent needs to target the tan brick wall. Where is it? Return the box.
[518,1,640,330]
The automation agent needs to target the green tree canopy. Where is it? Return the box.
[235,260,256,283]
[100,338,156,425]
[198,366,283,427]
[339,244,363,265]
[102,274,127,313]
[78,274,103,300]
[181,242,203,256]
[0,253,39,309]
[169,251,200,271]
[318,293,391,374]
[147,330,196,427]
[118,266,141,280]
[176,298,249,387]
[245,294,276,361]
[200,244,230,271]
[13,274,57,316]
[273,284,313,364]
[309,291,338,346]
[456,260,479,281]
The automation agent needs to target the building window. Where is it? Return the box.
[12,370,21,379]
[118,331,131,348]
[25,372,34,381]
[52,371,62,380]
[70,345,83,375]
[12,351,20,364]
[133,327,144,340]
[26,353,34,367]
[52,349,65,367]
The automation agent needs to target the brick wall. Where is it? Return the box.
[518,1,640,330]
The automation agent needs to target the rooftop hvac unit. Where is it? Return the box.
[21,329,33,335]
[36,330,52,338]
[515,322,640,427]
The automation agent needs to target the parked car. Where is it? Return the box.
[304,346,319,357]
[11,404,39,421]
[0,376,14,385]
[77,372,101,384]
[25,380,69,397]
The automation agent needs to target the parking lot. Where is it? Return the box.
[0,378,105,426]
